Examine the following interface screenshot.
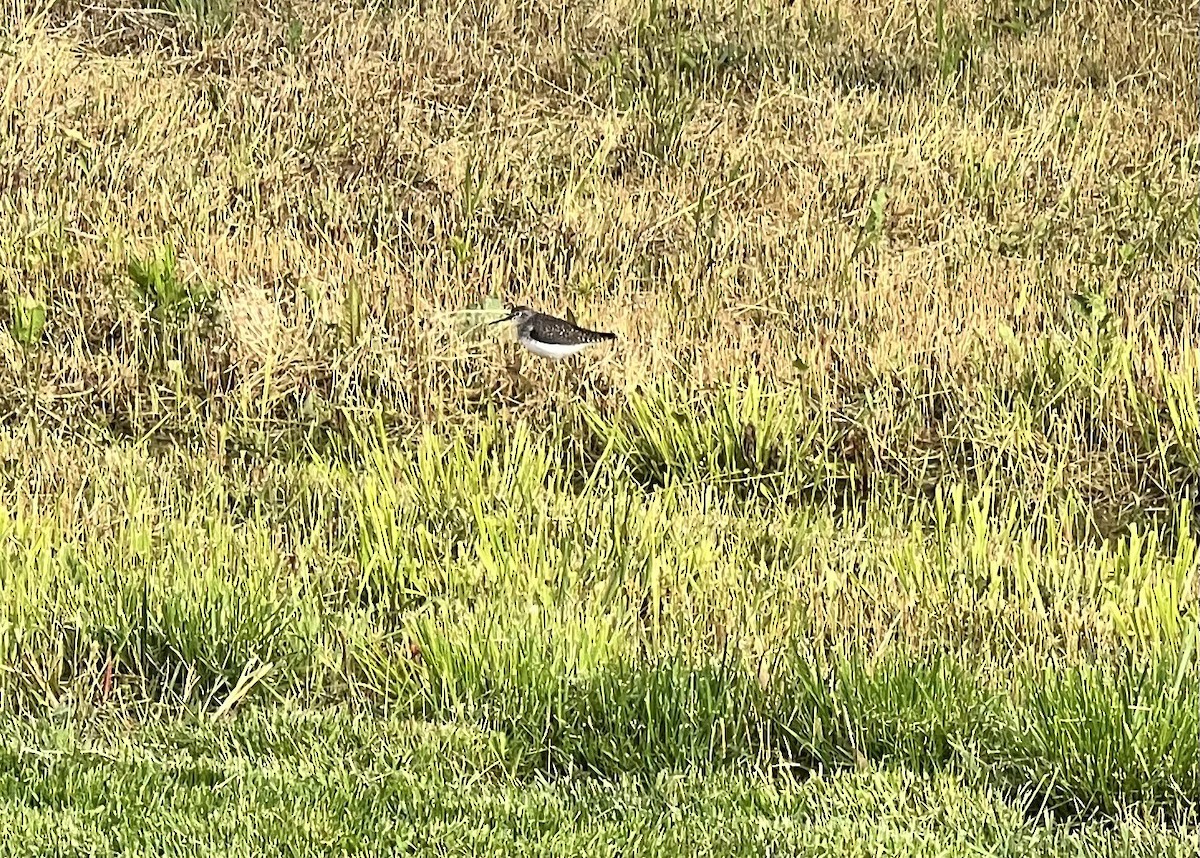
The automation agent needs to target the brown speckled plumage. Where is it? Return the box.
[524,312,616,345]
[490,305,617,359]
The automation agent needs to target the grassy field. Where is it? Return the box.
[0,0,1198,853]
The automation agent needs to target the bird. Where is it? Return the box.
[489,304,616,360]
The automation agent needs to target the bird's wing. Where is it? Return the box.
[531,317,614,344]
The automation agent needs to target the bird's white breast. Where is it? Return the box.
[518,337,596,360]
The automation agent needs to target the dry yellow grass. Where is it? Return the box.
[0,0,1195,438]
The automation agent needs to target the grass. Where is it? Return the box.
[0,708,1197,857]
[1,709,1195,857]
[0,0,1197,851]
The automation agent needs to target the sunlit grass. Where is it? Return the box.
[0,0,1196,850]
[2,707,1196,856]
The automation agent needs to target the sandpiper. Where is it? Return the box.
[490,304,616,360]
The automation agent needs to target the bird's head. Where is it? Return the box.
[490,304,535,327]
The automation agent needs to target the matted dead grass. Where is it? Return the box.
[0,0,1195,439]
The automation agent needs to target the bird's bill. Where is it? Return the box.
[489,311,516,325]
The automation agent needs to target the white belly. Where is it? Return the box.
[519,337,597,360]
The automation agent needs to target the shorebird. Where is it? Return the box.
[490,305,616,360]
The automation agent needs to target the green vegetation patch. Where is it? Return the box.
[0,708,1196,857]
